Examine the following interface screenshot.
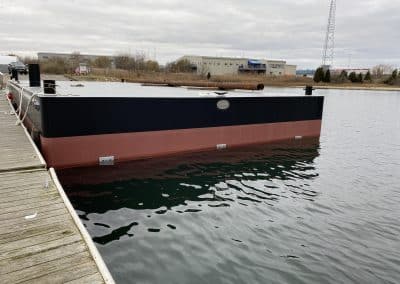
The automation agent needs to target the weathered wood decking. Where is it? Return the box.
[0,94,45,172]
[0,93,114,283]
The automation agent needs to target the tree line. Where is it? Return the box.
[314,65,399,85]
[18,52,195,74]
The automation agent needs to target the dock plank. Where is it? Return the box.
[0,234,83,263]
[66,273,105,284]
[0,221,72,245]
[0,240,87,275]
[21,261,100,284]
[0,202,66,222]
[0,95,112,283]
[1,251,95,284]
[1,213,74,236]
[0,95,45,171]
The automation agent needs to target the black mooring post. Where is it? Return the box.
[28,64,41,87]
[305,85,314,96]
[43,80,56,94]
[11,69,19,81]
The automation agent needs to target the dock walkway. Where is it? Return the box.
[0,92,113,283]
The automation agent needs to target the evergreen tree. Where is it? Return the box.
[364,71,372,82]
[392,69,398,79]
[313,67,325,83]
[337,70,348,83]
[357,73,363,83]
[348,72,357,83]
[323,69,331,83]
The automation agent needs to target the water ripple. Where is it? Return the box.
[59,89,400,284]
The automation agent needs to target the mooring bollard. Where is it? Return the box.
[304,85,315,96]
[44,80,56,94]
[11,69,19,81]
[28,64,41,87]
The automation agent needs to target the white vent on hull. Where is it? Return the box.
[99,156,115,166]
[216,144,227,150]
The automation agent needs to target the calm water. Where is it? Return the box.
[58,88,400,284]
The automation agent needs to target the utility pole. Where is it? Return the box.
[322,0,337,69]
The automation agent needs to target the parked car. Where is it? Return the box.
[8,61,28,74]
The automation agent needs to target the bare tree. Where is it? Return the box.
[114,54,135,70]
[93,56,112,68]
[166,59,194,73]
[372,64,393,77]
[145,60,160,72]
[18,56,38,64]
[134,52,146,71]
[71,51,81,68]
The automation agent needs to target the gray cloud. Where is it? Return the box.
[0,0,399,68]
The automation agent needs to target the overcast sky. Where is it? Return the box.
[0,0,399,68]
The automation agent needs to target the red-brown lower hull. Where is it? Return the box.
[41,120,322,169]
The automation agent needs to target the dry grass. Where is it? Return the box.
[69,68,312,86]
[65,68,400,90]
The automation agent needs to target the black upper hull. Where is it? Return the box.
[39,96,324,138]
[8,83,324,139]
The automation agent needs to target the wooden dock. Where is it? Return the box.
[0,92,114,283]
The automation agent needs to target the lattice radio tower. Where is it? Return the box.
[322,0,337,68]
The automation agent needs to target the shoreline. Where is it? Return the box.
[60,74,400,92]
[272,84,400,92]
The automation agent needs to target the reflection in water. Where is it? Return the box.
[59,139,322,283]
[60,138,320,227]
[59,90,400,284]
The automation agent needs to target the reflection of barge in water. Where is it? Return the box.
[7,65,324,169]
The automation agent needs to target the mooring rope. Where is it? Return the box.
[16,93,39,126]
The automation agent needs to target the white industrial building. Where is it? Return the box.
[180,55,296,76]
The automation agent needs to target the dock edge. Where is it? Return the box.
[5,95,47,167]
[3,85,115,283]
[50,167,115,284]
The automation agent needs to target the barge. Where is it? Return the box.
[6,65,324,169]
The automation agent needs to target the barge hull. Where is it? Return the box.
[41,120,322,169]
